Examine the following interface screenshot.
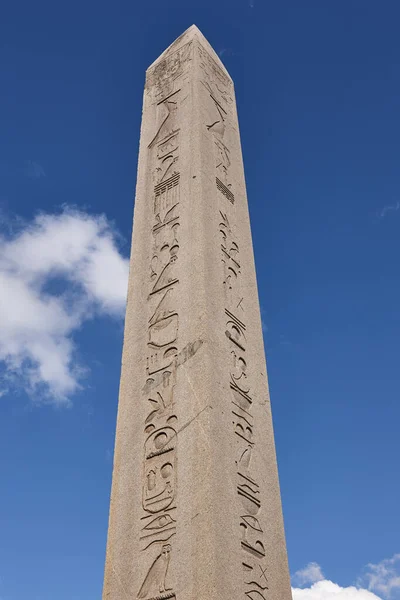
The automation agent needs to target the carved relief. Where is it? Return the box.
[197,42,233,109]
[152,203,180,248]
[139,70,185,600]
[149,92,180,149]
[236,442,253,471]
[240,515,265,558]
[141,34,274,600]
[220,211,241,305]
[148,291,179,349]
[245,588,269,600]
[147,349,177,377]
[231,381,253,413]
[237,472,260,516]
[217,201,271,596]
[225,309,246,351]
[147,40,192,101]
[230,350,249,392]
[145,385,175,425]
[150,94,181,229]
[200,51,235,202]
[233,409,254,446]
[149,315,178,348]
[142,513,176,534]
[243,560,269,600]
[137,544,174,600]
[140,512,176,551]
[204,89,235,201]
[154,132,180,184]
[150,262,178,297]
[154,174,180,220]
[143,426,177,514]
[214,139,231,186]
[150,204,180,296]
[217,176,235,204]
[243,557,269,600]
[206,96,227,139]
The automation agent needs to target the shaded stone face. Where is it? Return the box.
[102,25,292,600]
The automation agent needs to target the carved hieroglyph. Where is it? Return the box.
[102,25,293,600]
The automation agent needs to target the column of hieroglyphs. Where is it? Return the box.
[102,25,293,600]
[196,32,293,600]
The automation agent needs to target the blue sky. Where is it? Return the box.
[1,1,399,599]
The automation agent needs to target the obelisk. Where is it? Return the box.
[102,25,292,600]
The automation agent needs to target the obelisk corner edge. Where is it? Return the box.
[145,24,233,85]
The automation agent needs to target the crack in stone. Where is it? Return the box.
[142,339,204,394]
[173,402,211,439]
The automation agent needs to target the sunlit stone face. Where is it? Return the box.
[102,25,292,600]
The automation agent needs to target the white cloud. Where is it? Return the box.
[360,554,400,599]
[292,579,383,600]
[0,207,129,405]
[292,562,387,600]
[293,562,325,586]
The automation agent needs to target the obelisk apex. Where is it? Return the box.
[103,26,292,600]
[146,25,231,79]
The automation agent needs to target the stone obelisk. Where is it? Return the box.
[102,25,292,600]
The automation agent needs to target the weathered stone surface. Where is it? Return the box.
[102,25,292,600]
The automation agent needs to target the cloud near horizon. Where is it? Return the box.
[292,555,400,600]
[292,579,382,600]
[360,555,400,599]
[0,207,129,405]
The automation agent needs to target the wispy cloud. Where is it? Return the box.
[292,561,383,600]
[379,202,400,219]
[292,579,382,600]
[0,207,129,405]
[292,556,400,600]
[359,554,400,599]
[293,562,325,586]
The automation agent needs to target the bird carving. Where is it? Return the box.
[137,544,172,599]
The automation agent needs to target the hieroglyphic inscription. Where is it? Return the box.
[214,137,231,193]
[217,205,270,598]
[149,91,180,151]
[217,176,234,204]
[102,27,293,600]
[199,42,235,203]
[154,132,179,184]
[219,211,241,307]
[147,41,193,102]
[206,98,233,200]
[137,544,174,600]
[197,42,233,109]
[138,80,188,600]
